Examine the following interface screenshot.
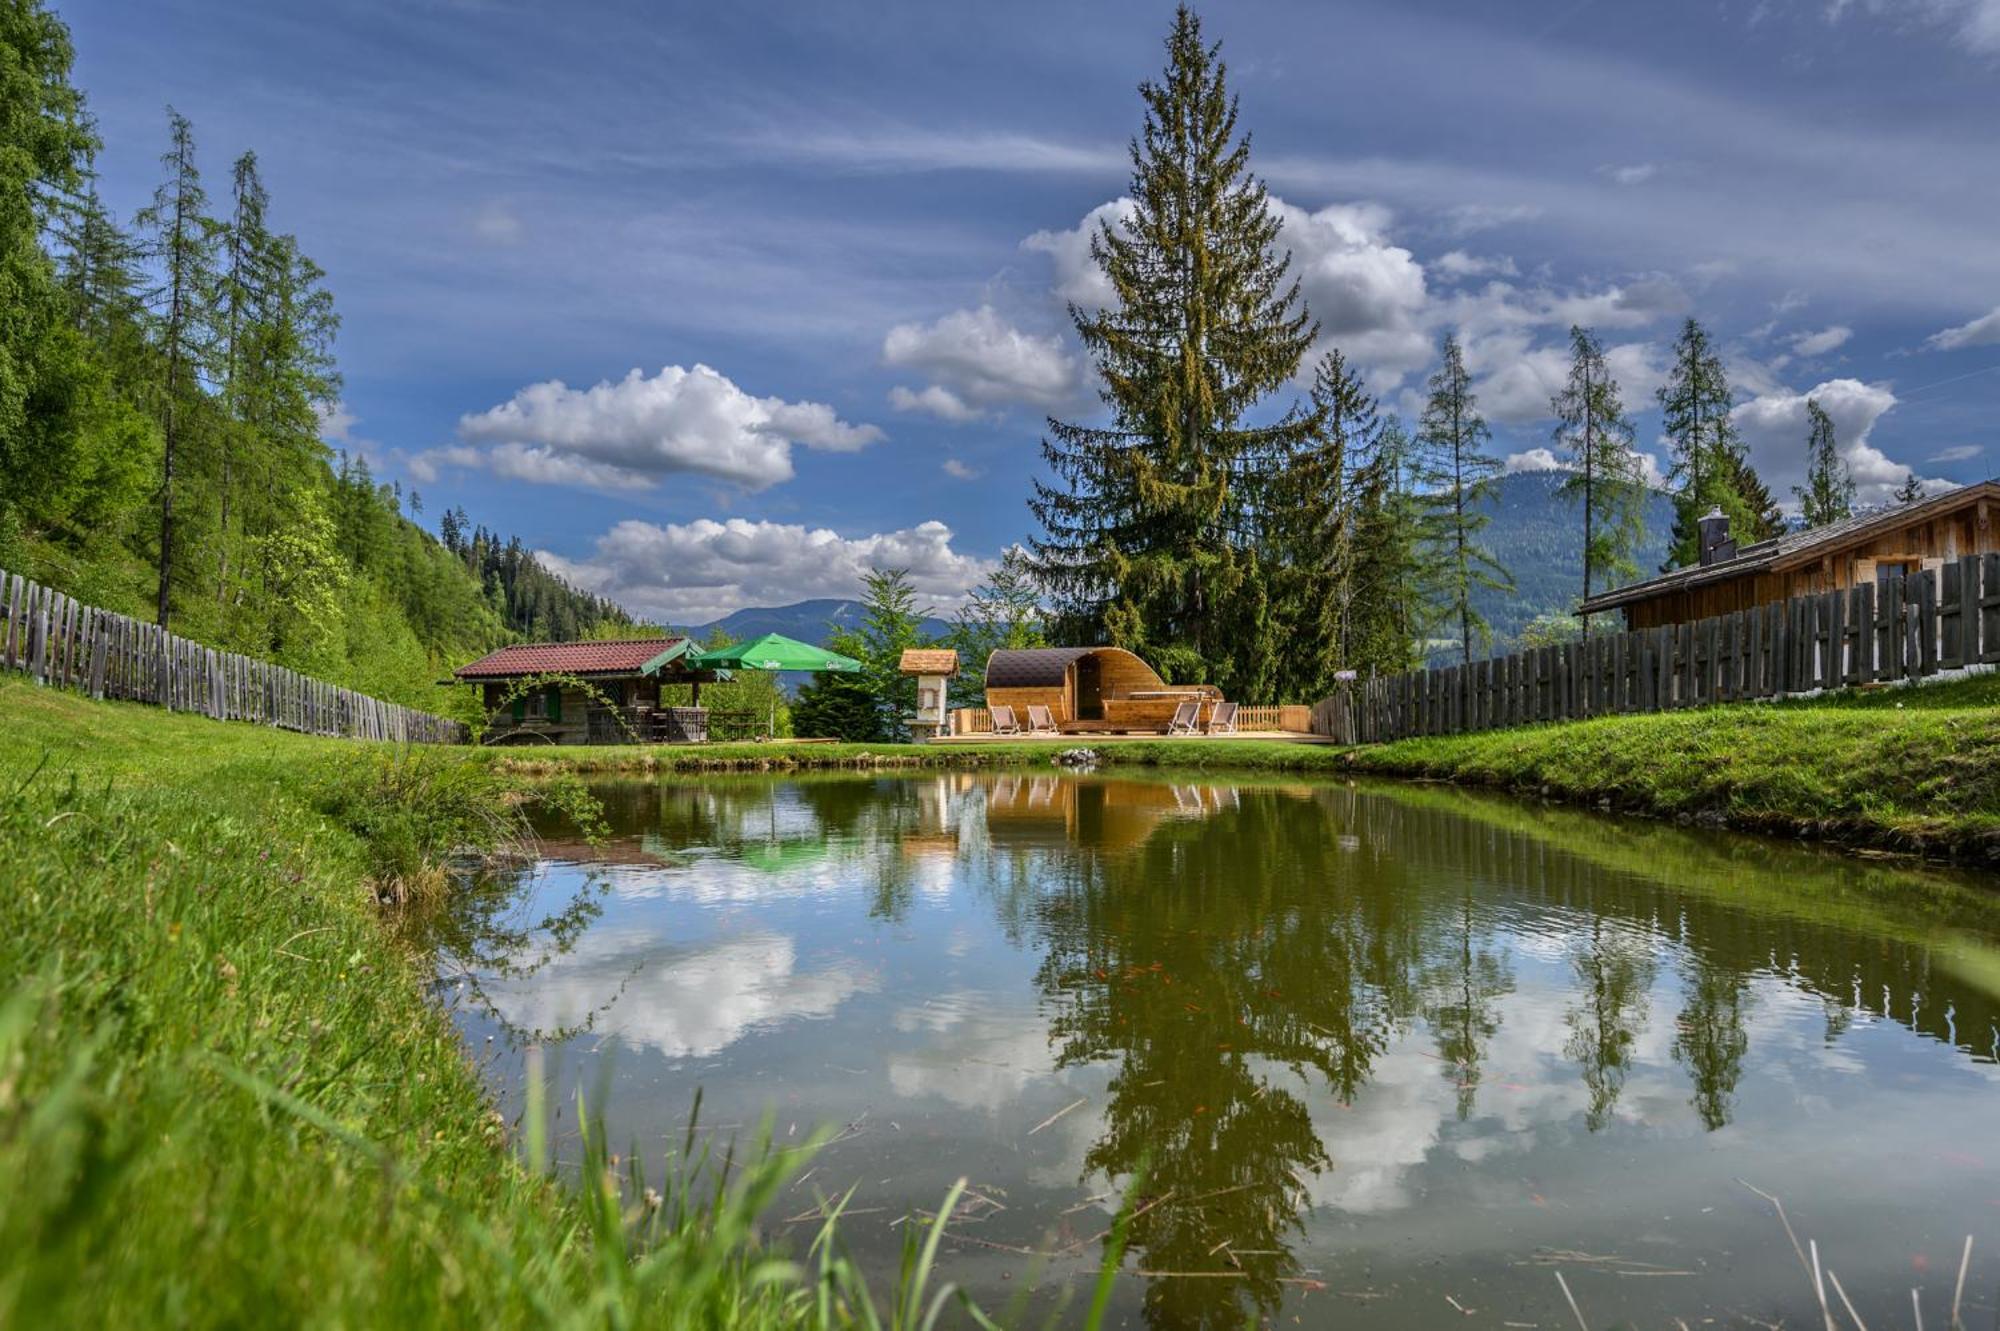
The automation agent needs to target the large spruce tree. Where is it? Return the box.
[1414,333,1509,665]
[1549,325,1644,628]
[1028,5,1315,698]
[1793,398,1854,529]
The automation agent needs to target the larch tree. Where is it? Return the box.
[1893,471,1925,505]
[135,107,219,629]
[1549,325,1645,629]
[214,149,271,611]
[1414,333,1509,665]
[1793,399,1854,529]
[1028,4,1315,699]
[947,547,1047,708]
[1657,317,1782,566]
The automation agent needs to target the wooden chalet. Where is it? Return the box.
[1580,481,2000,631]
[981,646,1219,732]
[453,638,725,744]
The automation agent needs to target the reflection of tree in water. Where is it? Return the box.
[422,858,609,1043]
[1563,918,1657,1131]
[1019,786,1439,1331]
[1422,892,1514,1121]
[1673,954,1752,1130]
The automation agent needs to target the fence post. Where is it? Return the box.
[1916,568,1939,676]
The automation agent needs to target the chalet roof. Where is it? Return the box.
[453,637,693,680]
[898,648,959,676]
[1577,480,2000,615]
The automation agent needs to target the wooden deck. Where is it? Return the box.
[929,728,1338,746]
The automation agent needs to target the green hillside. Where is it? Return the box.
[1468,468,1674,648]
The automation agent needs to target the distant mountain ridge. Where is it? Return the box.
[675,472,1670,656]
[674,597,953,647]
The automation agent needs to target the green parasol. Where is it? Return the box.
[690,633,863,673]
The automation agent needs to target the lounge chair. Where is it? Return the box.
[1206,701,1238,735]
[1025,704,1061,735]
[1166,700,1200,735]
[989,704,1023,736]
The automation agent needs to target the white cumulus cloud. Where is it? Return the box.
[1021,198,1136,310]
[538,516,995,625]
[452,364,882,492]
[1730,377,1915,508]
[882,304,1078,421]
[1789,325,1853,357]
[1275,199,1435,389]
[1505,447,1563,473]
[1927,305,2000,351]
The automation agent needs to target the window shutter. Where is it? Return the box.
[548,685,562,723]
[512,693,526,722]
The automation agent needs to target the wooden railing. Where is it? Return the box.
[0,566,466,744]
[1345,554,2000,743]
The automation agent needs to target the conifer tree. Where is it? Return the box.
[947,548,1046,707]
[1793,399,1855,529]
[214,150,271,610]
[1029,5,1315,697]
[135,107,220,628]
[826,567,934,741]
[1893,471,1925,505]
[1261,349,1365,700]
[1656,318,1782,565]
[1344,416,1431,676]
[1550,325,1644,628]
[55,179,144,343]
[0,0,97,529]
[1414,333,1509,664]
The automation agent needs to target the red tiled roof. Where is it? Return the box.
[453,638,689,679]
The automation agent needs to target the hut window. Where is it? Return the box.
[546,685,563,722]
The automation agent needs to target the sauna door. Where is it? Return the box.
[1075,655,1104,720]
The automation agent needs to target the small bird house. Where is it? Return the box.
[897,648,959,740]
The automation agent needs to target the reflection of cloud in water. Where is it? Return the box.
[1295,982,1700,1214]
[484,926,877,1059]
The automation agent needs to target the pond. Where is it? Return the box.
[436,772,2000,1329]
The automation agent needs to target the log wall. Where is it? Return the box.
[0,566,466,744]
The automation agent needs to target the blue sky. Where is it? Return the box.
[64,0,2000,622]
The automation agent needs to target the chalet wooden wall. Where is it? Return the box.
[1350,554,2000,743]
[0,566,465,744]
[1621,499,1998,629]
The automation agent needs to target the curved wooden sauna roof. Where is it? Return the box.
[983,646,1166,692]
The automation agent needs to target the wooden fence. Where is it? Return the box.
[0,567,467,745]
[1348,555,2000,743]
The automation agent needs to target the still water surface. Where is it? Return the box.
[439,773,2000,1329]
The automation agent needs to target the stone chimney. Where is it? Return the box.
[1697,508,1736,567]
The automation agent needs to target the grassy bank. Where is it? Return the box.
[1346,670,2000,863]
[477,676,2000,864]
[0,678,1116,1327]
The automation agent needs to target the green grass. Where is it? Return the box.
[0,678,1110,1327]
[1346,669,2000,862]
[3,667,1994,1324]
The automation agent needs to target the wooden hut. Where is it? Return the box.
[453,638,722,744]
[981,646,1219,733]
[1579,481,2000,630]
